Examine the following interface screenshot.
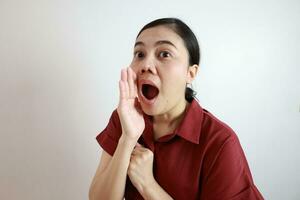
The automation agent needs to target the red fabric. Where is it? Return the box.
[96,99,264,200]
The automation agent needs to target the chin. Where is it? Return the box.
[141,107,156,116]
[140,104,160,116]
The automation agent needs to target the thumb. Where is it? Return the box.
[135,142,143,147]
[134,97,143,114]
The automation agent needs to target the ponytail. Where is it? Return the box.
[185,87,197,102]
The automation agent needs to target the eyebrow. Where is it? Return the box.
[134,40,177,49]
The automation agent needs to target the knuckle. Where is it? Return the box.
[129,162,136,170]
[145,149,153,155]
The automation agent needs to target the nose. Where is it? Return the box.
[138,57,157,75]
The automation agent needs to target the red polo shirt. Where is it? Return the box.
[96,99,264,199]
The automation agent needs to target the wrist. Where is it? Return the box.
[119,134,139,147]
[141,180,174,200]
[139,177,157,197]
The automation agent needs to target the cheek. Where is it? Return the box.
[129,62,139,74]
[160,65,187,91]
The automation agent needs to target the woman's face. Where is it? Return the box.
[130,25,196,116]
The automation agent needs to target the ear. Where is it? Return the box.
[186,64,199,84]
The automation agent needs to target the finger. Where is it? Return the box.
[120,68,129,99]
[124,81,129,99]
[131,150,138,157]
[135,142,143,147]
[134,97,143,115]
[132,147,144,154]
[133,147,148,155]
[130,154,134,159]
[133,144,145,151]
[121,68,127,82]
[132,69,138,96]
[129,66,138,98]
[119,80,125,100]
[127,67,136,98]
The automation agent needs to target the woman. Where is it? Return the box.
[89,18,264,200]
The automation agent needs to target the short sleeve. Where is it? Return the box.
[96,109,122,156]
[200,136,264,200]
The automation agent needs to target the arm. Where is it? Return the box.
[89,135,137,200]
[140,180,174,200]
[89,67,145,200]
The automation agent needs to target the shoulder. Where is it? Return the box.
[199,108,243,169]
[201,108,239,146]
[198,109,262,199]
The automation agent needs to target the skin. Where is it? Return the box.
[132,25,198,140]
[124,25,199,198]
[89,25,198,200]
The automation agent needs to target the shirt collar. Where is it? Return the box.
[142,98,204,146]
[174,98,203,144]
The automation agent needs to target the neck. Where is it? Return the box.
[153,98,188,127]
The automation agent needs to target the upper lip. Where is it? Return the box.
[138,79,159,89]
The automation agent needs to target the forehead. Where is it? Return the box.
[135,25,185,48]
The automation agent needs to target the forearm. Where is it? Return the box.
[89,134,137,200]
[140,180,174,200]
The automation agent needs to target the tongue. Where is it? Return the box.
[142,84,159,100]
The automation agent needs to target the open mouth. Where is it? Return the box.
[141,84,159,100]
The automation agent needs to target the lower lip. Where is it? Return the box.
[139,92,158,106]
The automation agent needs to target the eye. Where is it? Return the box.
[158,51,171,58]
[134,51,145,59]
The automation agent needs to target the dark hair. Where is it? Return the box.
[137,18,200,102]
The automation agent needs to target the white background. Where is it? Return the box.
[0,0,299,199]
